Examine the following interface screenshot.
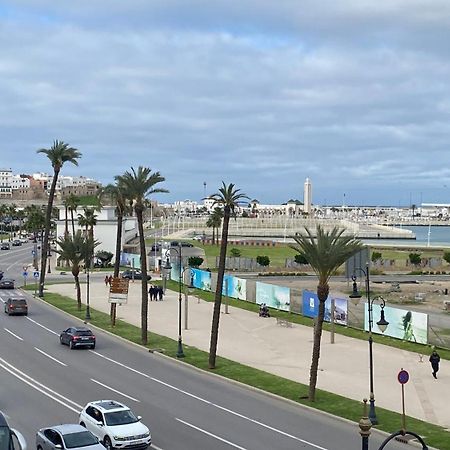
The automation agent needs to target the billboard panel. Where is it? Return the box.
[256,282,290,311]
[222,274,247,300]
[190,268,212,292]
[302,290,348,325]
[364,304,428,344]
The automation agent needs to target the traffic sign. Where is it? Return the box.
[31,250,36,256]
[23,271,28,278]
[398,369,409,384]
[33,271,39,279]
[109,277,129,304]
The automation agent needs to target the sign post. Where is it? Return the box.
[33,270,39,295]
[109,277,129,326]
[397,368,409,432]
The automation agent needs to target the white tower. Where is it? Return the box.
[304,177,312,215]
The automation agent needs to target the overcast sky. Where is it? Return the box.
[1,1,450,206]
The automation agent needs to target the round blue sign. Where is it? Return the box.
[398,369,409,384]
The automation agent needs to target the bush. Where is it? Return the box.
[229,248,241,257]
[188,256,204,268]
[294,253,308,265]
[371,251,382,262]
[409,253,422,266]
[444,252,450,264]
[256,255,270,267]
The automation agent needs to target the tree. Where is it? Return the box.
[291,225,363,401]
[256,255,270,268]
[409,252,421,266]
[208,182,249,369]
[210,207,223,245]
[78,207,97,241]
[444,252,450,264]
[100,182,133,325]
[65,194,80,236]
[229,248,241,257]
[95,250,114,267]
[55,231,98,310]
[371,251,382,263]
[116,167,168,345]
[294,253,308,265]
[37,140,81,297]
[188,256,204,268]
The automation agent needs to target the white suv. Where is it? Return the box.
[79,400,151,450]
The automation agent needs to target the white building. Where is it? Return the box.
[0,168,12,198]
[11,174,31,190]
[55,206,138,261]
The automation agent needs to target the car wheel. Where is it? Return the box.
[69,340,75,349]
[103,436,113,450]
[90,343,96,350]
[80,422,86,428]
[37,445,43,450]
[60,336,64,345]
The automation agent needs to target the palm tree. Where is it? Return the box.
[208,182,249,369]
[55,231,98,310]
[37,140,81,297]
[291,225,363,401]
[78,207,97,240]
[101,182,132,325]
[66,194,80,236]
[116,167,168,345]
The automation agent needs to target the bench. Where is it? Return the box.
[276,317,293,328]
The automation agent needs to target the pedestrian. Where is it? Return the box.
[158,285,163,301]
[148,285,153,302]
[108,275,113,285]
[104,275,109,286]
[429,350,441,379]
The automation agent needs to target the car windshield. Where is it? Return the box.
[11,300,26,305]
[0,426,11,450]
[75,330,93,336]
[104,410,138,426]
[63,431,99,449]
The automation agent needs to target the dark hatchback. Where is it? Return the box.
[121,270,151,280]
[0,278,15,289]
[60,327,96,349]
[4,298,28,316]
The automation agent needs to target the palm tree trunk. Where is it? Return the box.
[39,169,59,297]
[136,209,149,345]
[74,274,82,310]
[308,283,329,401]
[64,205,69,237]
[208,210,230,369]
[111,212,123,324]
[71,209,76,236]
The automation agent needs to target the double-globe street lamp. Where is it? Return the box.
[349,264,389,426]
[163,244,185,358]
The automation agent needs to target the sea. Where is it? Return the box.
[367,225,450,248]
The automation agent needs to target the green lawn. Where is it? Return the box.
[30,288,450,449]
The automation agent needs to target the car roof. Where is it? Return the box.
[8,297,27,302]
[89,400,127,411]
[47,424,88,434]
[72,327,92,332]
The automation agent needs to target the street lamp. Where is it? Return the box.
[47,250,52,274]
[349,264,389,425]
[162,244,185,358]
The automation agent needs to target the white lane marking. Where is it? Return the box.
[26,316,59,335]
[4,328,24,341]
[34,347,67,366]
[90,351,328,449]
[176,418,248,450]
[0,357,82,413]
[151,445,164,450]
[91,378,140,402]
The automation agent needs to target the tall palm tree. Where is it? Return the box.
[211,207,223,245]
[291,225,363,401]
[66,194,80,236]
[116,167,168,345]
[208,182,248,369]
[101,182,132,324]
[55,231,98,310]
[37,140,81,297]
[78,207,97,240]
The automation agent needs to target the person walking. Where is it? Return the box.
[104,275,109,286]
[429,349,441,379]
[158,285,163,301]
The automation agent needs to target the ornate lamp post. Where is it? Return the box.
[350,264,389,425]
[163,243,185,358]
[47,250,52,274]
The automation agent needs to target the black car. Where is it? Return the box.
[121,270,151,280]
[0,278,15,289]
[180,242,194,247]
[1,242,10,250]
[4,298,28,316]
[60,327,96,349]
[11,240,22,246]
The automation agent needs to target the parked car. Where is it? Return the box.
[170,241,180,247]
[11,240,22,247]
[0,411,27,450]
[180,242,194,247]
[4,298,28,316]
[79,400,151,450]
[121,270,151,280]
[36,424,103,450]
[150,243,161,252]
[0,278,15,289]
[60,327,96,349]
[1,243,10,250]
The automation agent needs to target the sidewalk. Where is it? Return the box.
[46,277,450,430]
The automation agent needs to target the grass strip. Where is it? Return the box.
[31,288,450,449]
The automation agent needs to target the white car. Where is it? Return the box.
[79,401,151,450]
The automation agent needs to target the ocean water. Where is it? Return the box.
[370,225,450,248]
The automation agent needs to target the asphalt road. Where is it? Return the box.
[0,244,411,450]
